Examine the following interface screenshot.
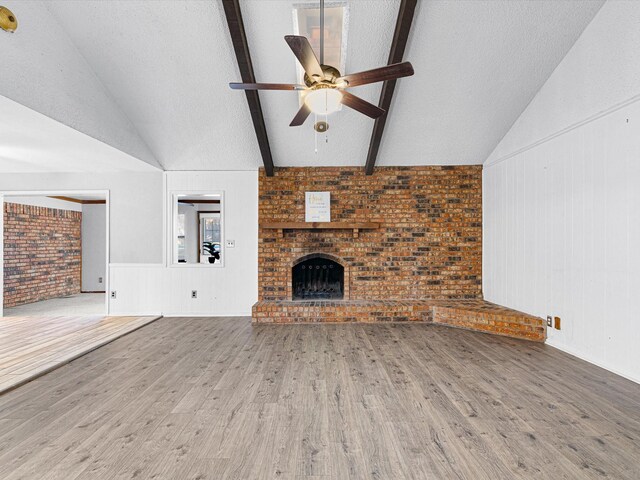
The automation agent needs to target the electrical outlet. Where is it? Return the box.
[191,290,197,299]
[225,239,235,248]
[554,316,561,330]
[98,277,103,284]
[110,291,117,299]
[546,316,552,327]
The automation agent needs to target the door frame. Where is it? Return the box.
[0,189,110,317]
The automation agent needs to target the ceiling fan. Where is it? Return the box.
[229,0,414,128]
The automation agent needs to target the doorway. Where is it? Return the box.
[0,190,110,317]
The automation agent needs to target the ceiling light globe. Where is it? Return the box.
[305,89,342,115]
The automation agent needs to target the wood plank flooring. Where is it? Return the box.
[0,317,639,479]
[0,315,160,394]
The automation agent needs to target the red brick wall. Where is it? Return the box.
[259,166,482,301]
[3,203,82,308]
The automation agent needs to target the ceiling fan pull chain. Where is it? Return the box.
[314,113,318,154]
[325,114,329,143]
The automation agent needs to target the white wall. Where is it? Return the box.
[0,172,163,264]
[81,204,107,291]
[483,0,640,382]
[0,171,258,317]
[109,171,259,316]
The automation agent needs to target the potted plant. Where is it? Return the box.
[202,242,221,264]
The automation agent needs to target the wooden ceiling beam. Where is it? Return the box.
[222,0,275,177]
[364,0,417,175]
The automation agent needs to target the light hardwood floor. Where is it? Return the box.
[0,317,639,479]
[3,293,105,317]
[0,315,160,394]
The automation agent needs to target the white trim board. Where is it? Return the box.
[485,93,640,168]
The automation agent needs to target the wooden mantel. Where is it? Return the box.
[260,222,380,238]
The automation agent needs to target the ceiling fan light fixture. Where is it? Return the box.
[304,88,342,115]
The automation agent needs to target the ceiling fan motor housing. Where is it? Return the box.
[304,64,341,87]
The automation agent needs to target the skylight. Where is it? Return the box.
[292,2,349,82]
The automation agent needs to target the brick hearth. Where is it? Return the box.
[253,299,545,342]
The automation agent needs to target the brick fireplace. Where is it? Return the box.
[258,166,483,301]
[253,166,545,342]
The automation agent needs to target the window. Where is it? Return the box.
[293,3,348,75]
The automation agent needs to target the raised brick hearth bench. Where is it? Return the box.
[251,299,546,342]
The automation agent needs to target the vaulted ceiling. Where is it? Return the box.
[0,0,604,173]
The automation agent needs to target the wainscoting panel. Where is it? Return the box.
[108,264,255,317]
[108,264,164,316]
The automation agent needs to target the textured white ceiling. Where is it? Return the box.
[378,0,605,166]
[35,0,604,170]
[46,0,262,171]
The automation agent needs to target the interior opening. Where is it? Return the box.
[1,193,108,317]
[174,193,223,265]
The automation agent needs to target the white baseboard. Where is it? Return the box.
[546,339,640,385]
[109,263,164,268]
[162,312,251,318]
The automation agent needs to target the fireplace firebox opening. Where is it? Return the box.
[292,255,344,300]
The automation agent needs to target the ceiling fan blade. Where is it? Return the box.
[229,82,305,91]
[338,62,414,88]
[284,35,324,80]
[289,103,312,127]
[340,91,385,119]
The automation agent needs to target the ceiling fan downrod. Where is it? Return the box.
[319,0,324,65]
[227,0,415,128]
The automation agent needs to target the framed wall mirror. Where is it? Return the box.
[172,193,223,266]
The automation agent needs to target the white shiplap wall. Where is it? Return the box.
[108,264,164,316]
[483,1,640,382]
[108,171,258,317]
[484,100,640,382]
